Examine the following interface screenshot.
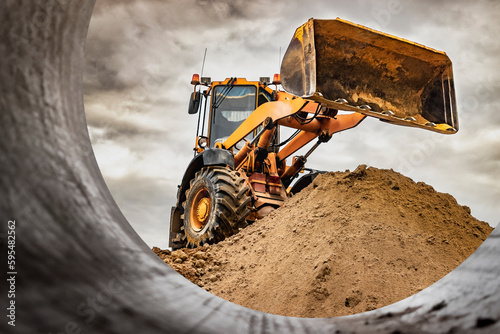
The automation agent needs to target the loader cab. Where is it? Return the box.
[190,76,275,153]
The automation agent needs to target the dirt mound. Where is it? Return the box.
[153,165,492,318]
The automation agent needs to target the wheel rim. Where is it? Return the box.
[190,188,211,231]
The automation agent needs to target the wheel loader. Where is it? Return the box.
[169,18,458,249]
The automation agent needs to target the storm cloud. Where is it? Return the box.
[84,0,500,248]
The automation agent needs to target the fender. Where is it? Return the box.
[169,149,234,248]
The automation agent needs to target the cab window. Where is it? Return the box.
[210,85,257,147]
[258,87,273,106]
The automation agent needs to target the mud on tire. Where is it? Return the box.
[181,166,251,248]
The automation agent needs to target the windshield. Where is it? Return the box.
[210,85,257,147]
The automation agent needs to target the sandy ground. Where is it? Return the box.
[153,165,492,318]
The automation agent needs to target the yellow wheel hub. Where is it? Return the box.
[196,198,210,223]
[189,188,211,231]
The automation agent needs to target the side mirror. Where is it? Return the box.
[188,91,201,115]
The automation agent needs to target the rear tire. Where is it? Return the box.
[181,167,251,248]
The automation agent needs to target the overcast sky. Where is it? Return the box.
[84,0,499,248]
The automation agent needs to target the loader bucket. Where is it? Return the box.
[281,18,458,134]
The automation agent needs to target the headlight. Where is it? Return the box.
[197,136,208,148]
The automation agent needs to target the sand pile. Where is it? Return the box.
[153,165,492,318]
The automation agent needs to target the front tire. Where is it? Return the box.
[181,167,251,248]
